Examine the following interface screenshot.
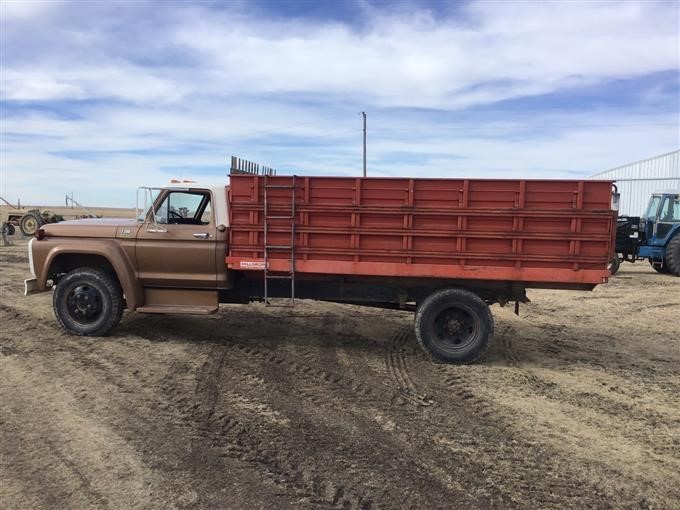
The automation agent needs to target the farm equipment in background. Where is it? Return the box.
[64,193,101,220]
[1,194,102,241]
[611,191,680,276]
[1,197,64,238]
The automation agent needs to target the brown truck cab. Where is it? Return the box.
[24,174,616,363]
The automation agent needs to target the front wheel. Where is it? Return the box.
[53,267,124,336]
[664,235,680,276]
[415,288,494,363]
[2,222,15,236]
[649,260,670,274]
[608,256,621,275]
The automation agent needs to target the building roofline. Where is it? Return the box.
[590,148,680,178]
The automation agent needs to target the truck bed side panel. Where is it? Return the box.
[226,176,615,285]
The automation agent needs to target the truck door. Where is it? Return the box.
[654,195,680,244]
[136,189,217,288]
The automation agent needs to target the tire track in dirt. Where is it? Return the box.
[449,318,680,505]
[131,311,652,508]
[125,316,502,508]
[187,343,376,509]
[383,325,434,407]
[2,304,333,508]
[5,287,678,509]
[496,319,680,429]
[117,316,389,507]
[156,321,470,507]
[0,302,655,507]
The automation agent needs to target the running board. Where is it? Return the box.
[137,288,218,314]
[137,305,217,315]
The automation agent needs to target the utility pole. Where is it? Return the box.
[361,111,367,177]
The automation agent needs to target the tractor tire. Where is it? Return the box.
[53,267,124,336]
[649,260,670,274]
[664,234,680,277]
[608,256,620,275]
[19,212,42,236]
[2,222,15,236]
[415,288,494,364]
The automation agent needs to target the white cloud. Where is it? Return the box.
[0,1,678,205]
[2,1,678,106]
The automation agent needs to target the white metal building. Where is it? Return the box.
[590,149,680,216]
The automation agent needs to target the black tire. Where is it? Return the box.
[53,268,124,336]
[665,234,680,277]
[608,256,620,275]
[19,212,42,236]
[415,288,493,363]
[2,222,15,236]
[649,259,670,274]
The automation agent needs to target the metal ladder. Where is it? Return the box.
[263,174,296,305]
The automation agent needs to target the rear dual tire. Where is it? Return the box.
[53,268,124,336]
[415,288,493,363]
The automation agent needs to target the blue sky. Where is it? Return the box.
[1,0,679,207]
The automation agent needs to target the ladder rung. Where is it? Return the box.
[266,244,292,249]
[265,185,294,189]
[265,274,293,279]
[266,215,294,220]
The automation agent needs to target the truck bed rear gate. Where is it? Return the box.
[263,174,296,305]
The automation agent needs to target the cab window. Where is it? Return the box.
[155,191,211,225]
[659,196,680,222]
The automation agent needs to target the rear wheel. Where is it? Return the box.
[664,234,680,276]
[53,267,124,336]
[415,288,493,363]
[19,212,42,236]
[608,256,620,275]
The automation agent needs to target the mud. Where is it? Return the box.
[1,240,679,509]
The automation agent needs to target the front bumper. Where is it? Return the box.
[24,278,39,296]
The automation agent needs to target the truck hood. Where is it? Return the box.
[42,218,140,238]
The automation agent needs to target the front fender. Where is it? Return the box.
[34,239,143,310]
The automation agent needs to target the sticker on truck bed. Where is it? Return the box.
[240,260,266,269]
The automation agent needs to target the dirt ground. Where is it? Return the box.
[1,239,679,509]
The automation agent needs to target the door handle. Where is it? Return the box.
[193,232,210,239]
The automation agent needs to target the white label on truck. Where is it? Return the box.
[240,260,266,270]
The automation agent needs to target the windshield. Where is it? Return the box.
[643,195,661,220]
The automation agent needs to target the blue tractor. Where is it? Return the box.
[611,191,680,276]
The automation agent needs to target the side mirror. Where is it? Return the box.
[136,187,167,232]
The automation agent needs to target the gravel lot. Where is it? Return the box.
[1,238,679,509]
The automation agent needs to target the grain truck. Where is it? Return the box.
[24,159,617,363]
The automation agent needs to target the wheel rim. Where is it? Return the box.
[430,306,477,353]
[66,284,103,324]
[22,217,38,234]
